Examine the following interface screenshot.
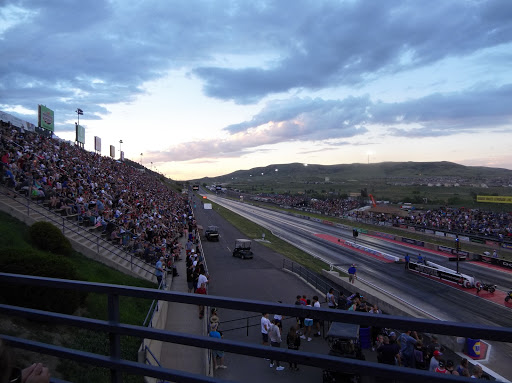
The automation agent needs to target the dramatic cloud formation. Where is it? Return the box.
[1,0,511,178]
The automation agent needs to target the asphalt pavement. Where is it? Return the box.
[192,196,378,382]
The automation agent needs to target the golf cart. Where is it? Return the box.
[205,225,219,241]
[323,322,365,383]
[232,239,253,259]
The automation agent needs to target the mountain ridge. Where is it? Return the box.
[191,161,512,184]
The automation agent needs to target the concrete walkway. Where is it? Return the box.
[159,235,207,378]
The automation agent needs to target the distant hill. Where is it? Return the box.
[191,161,512,185]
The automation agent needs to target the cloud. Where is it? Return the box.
[376,84,512,136]
[149,83,512,162]
[2,0,511,123]
[194,1,512,103]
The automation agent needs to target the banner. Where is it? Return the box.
[38,105,54,131]
[477,195,512,204]
[374,232,395,240]
[402,237,425,247]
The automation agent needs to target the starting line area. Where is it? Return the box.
[315,233,396,263]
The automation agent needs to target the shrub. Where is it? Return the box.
[28,221,73,256]
[0,247,86,314]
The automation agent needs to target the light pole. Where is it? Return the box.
[119,140,123,159]
[140,153,143,166]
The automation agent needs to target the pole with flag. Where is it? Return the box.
[76,108,83,127]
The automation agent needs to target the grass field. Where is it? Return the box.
[0,211,154,383]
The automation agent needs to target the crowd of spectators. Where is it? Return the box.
[340,292,485,378]
[251,193,361,217]
[349,206,512,241]
[0,122,191,266]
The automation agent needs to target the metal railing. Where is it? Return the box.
[0,186,156,277]
[283,259,343,302]
[2,272,511,383]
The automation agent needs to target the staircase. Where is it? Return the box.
[0,187,156,282]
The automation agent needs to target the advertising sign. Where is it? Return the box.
[94,136,101,152]
[38,105,54,131]
[402,237,425,247]
[477,195,512,204]
[375,232,395,240]
[76,124,85,144]
[438,245,453,253]
[479,255,512,270]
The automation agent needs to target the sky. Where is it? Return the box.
[1,0,512,181]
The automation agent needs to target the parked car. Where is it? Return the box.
[205,225,219,241]
[232,239,253,259]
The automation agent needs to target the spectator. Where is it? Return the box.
[435,359,448,374]
[457,358,470,377]
[268,319,284,371]
[312,295,321,337]
[377,335,400,366]
[261,313,271,346]
[398,330,418,368]
[326,288,337,309]
[429,350,443,372]
[209,323,226,370]
[210,308,220,329]
[155,256,164,287]
[196,265,208,290]
[348,264,357,284]
[445,360,459,375]
[286,325,301,371]
[0,338,51,383]
[426,335,441,365]
[195,282,207,319]
[471,364,484,379]
[273,302,283,330]
[300,299,314,341]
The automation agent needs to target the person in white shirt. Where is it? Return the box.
[312,296,321,337]
[260,313,271,346]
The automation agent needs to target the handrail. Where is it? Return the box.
[144,345,162,368]
[0,186,156,277]
[283,259,342,302]
[2,273,511,383]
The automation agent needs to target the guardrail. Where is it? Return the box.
[2,273,512,383]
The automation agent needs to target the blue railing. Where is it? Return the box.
[1,272,511,383]
[283,258,343,302]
